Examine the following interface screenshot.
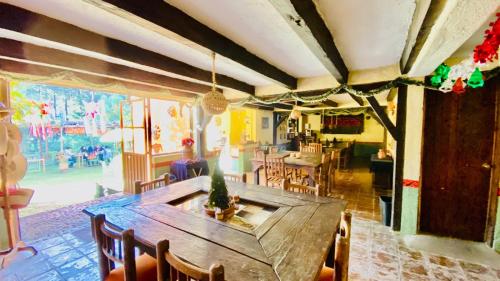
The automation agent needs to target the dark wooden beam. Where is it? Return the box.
[0,3,254,94]
[366,96,397,139]
[402,1,446,73]
[0,58,193,98]
[243,104,274,111]
[0,38,217,94]
[322,99,338,107]
[99,0,297,89]
[392,86,407,231]
[270,0,348,82]
[348,94,365,106]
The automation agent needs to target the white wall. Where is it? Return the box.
[255,110,274,145]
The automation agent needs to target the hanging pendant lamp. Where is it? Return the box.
[201,52,228,115]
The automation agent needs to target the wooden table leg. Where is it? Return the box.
[254,168,260,185]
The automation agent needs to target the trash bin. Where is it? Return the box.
[379,196,392,226]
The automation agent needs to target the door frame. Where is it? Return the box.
[418,79,499,245]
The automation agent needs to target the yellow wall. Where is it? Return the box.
[229,108,256,145]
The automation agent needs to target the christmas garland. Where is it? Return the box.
[229,67,499,106]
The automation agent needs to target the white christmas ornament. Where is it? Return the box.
[439,79,454,93]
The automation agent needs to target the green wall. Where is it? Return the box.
[400,187,419,234]
[494,199,500,252]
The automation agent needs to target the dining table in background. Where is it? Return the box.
[250,151,322,186]
[84,176,346,281]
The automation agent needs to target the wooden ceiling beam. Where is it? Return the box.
[0,3,254,94]
[322,99,338,107]
[99,0,297,89]
[0,58,198,99]
[0,38,215,95]
[269,0,348,82]
[405,0,498,76]
[366,96,397,139]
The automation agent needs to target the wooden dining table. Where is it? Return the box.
[84,176,346,281]
[250,151,323,186]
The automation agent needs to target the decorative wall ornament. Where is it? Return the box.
[227,67,499,108]
[202,52,228,115]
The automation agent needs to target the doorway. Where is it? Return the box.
[420,78,499,241]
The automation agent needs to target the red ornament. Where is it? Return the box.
[473,13,500,63]
[452,78,466,95]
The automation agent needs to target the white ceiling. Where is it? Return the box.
[0,0,492,102]
[166,0,329,79]
[1,0,273,87]
[314,0,416,70]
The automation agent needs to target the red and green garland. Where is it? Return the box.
[431,14,499,94]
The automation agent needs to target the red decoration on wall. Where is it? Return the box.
[452,77,466,94]
[473,13,500,64]
[403,179,419,188]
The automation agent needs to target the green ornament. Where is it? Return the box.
[434,64,451,80]
[467,68,484,88]
[430,75,442,87]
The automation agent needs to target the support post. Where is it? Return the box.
[391,86,407,231]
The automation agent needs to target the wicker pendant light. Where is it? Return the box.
[289,100,301,120]
[202,52,228,115]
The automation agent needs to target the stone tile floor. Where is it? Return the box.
[1,161,499,280]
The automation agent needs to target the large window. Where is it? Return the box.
[205,111,229,152]
[150,99,192,154]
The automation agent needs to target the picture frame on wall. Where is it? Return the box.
[262,117,269,129]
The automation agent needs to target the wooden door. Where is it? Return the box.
[420,78,498,241]
[120,98,150,193]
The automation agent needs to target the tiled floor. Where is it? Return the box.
[1,158,499,280]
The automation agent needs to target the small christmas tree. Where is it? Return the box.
[208,163,230,210]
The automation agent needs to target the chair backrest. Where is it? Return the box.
[328,151,336,191]
[309,143,323,153]
[93,214,137,281]
[156,240,224,281]
[265,156,285,179]
[223,172,247,183]
[134,173,170,194]
[320,153,331,178]
[334,212,352,281]
[254,148,265,159]
[281,179,319,196]
[269,146,279,154]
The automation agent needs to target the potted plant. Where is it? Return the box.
[204,163,235,220]
[181,137,194,160]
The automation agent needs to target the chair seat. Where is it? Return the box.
[318,265,334,281]
[106,254,158,281]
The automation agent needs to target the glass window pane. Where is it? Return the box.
[122,103,132,127]
[132,100,144,128]
[122,128,133,153]
[133,128,145,154]
[150,99,192,154]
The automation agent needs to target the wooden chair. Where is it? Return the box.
[134,173,170,194]
[328,151,337,195]
[223,172,247,183]
[319,212,352,281]
[309,143,323,153]
[156,239,224,281]
[316,153,331,196]
[269,146,279,154]
[93,214,157,281]
[264,155,286,187]
[281,179,320,196]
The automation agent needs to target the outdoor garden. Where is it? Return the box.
[10,82,127,216]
